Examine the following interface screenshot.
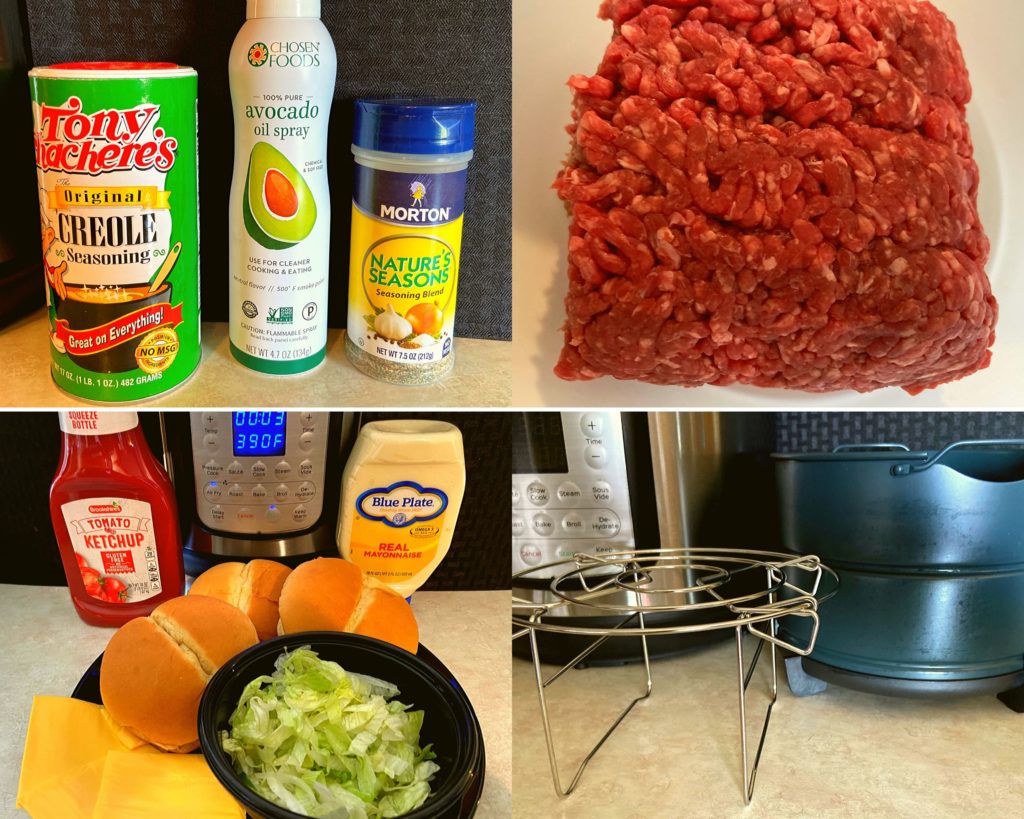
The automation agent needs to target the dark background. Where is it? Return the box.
[0,411,511,590]
[18,0,512,339]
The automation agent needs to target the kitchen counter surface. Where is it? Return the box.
[0,585,511,819]
[0,311,511,408]
[513,638,1024,819]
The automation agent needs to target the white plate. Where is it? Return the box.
[512,0,1024,408]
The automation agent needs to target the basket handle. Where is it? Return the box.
[891,439,1024,477]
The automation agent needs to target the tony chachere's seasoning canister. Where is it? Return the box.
[346,98,477,385]
[29,62,200,402]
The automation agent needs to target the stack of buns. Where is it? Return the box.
[99,557,419,752]
[99,596,258,752]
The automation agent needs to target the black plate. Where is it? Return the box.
[72,644,485,819]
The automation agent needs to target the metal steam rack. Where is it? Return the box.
[512,548,838,805]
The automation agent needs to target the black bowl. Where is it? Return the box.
[198,632,484,819]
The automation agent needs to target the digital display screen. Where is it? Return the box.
[511,413,569,474]
[233,412,287,457]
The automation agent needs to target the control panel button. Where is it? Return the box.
[532,513,555,536]
[591,511,621,538]
[519,543,543,566]
[236,507,255,524]
[592,481,612,503]
[210,505,225,522]
[580,413,605,436]
[202,412,218,425]
[251,461,267,479]
[301,412,316,425]
[562,513,585,534]
[266,507,281,523]
[274,461,292,478]
[274,484,290,501]
[554,543,576,561]
[292,505,309,524]
[526,481,549,506]
[227,483,245,500]
[203,482,223,501]
[299,432,314,451]
[251,484,268,500]
[512,484,521,504]
[227,461,244,477]
[203,433,218,451]
[296,481,316,501]
[203,460,224,479]
[512,515,526,537]
[556,482,582,503]
[298,459,314,477]
[584,445,607,469]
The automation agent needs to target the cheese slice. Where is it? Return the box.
[16,696,157,818]
[92,752,245,818]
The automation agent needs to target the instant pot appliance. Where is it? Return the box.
[775,441,1024,712]
[163,412,354,576]
[512,412,777,663]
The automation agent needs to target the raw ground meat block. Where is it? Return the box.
[554,0,996,394]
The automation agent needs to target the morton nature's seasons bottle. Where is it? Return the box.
[28,62,201,402]
[228,0,337,375]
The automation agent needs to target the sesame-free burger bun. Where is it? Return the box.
[188,559,292,640]
[277,558,419,654]
[99,595,258,752]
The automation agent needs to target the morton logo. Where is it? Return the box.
[248,42,269,67]
[410,181,427,205]
[357,482,448,528]
[88,501,123,515]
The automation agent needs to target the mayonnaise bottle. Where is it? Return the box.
[337,420,465,598]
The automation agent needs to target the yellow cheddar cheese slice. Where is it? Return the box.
[16,696,157,818]
[92,752,245,818]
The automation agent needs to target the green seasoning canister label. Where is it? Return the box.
[29,70,200,402]
[347,165,465,365]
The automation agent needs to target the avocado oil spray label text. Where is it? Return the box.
[348,166,465,366]
[28,67,200,402]
[229,19,336,374]
[350,481,449,585]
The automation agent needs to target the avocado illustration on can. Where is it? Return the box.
[228,3,337,375]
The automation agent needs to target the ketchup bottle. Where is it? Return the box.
[50,411,185,627]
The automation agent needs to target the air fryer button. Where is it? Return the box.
[526,482,549,506]
[203,482,223,501]
[591,511,621,538]
[251,461,267,479]
[512,516,526,537]
[580,413,605,436]
[519,543,543,566]
[556,482,582,503]
[584,445,607,469]
[532,513,555,536]
[592,481,612,503]
[562,513,585,534]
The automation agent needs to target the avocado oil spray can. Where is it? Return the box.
[228,0,336,374]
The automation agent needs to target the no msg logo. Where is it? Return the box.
[267,306,293,324]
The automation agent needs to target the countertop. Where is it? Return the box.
[0,585,511,819]
[513,637,1024,819]
[0,311,511,408]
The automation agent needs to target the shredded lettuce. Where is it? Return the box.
[220,647,439,818]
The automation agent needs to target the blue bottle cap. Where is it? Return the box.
[353,98,477,156]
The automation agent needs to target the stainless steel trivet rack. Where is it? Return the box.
[512,548,838,805]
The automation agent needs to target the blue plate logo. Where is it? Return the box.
[357,481,448,528]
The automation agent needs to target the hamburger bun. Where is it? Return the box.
[188,559,292,640]
[99,595,258,752]
[278,558,419,653]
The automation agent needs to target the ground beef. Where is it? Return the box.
[554,0,995,394]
